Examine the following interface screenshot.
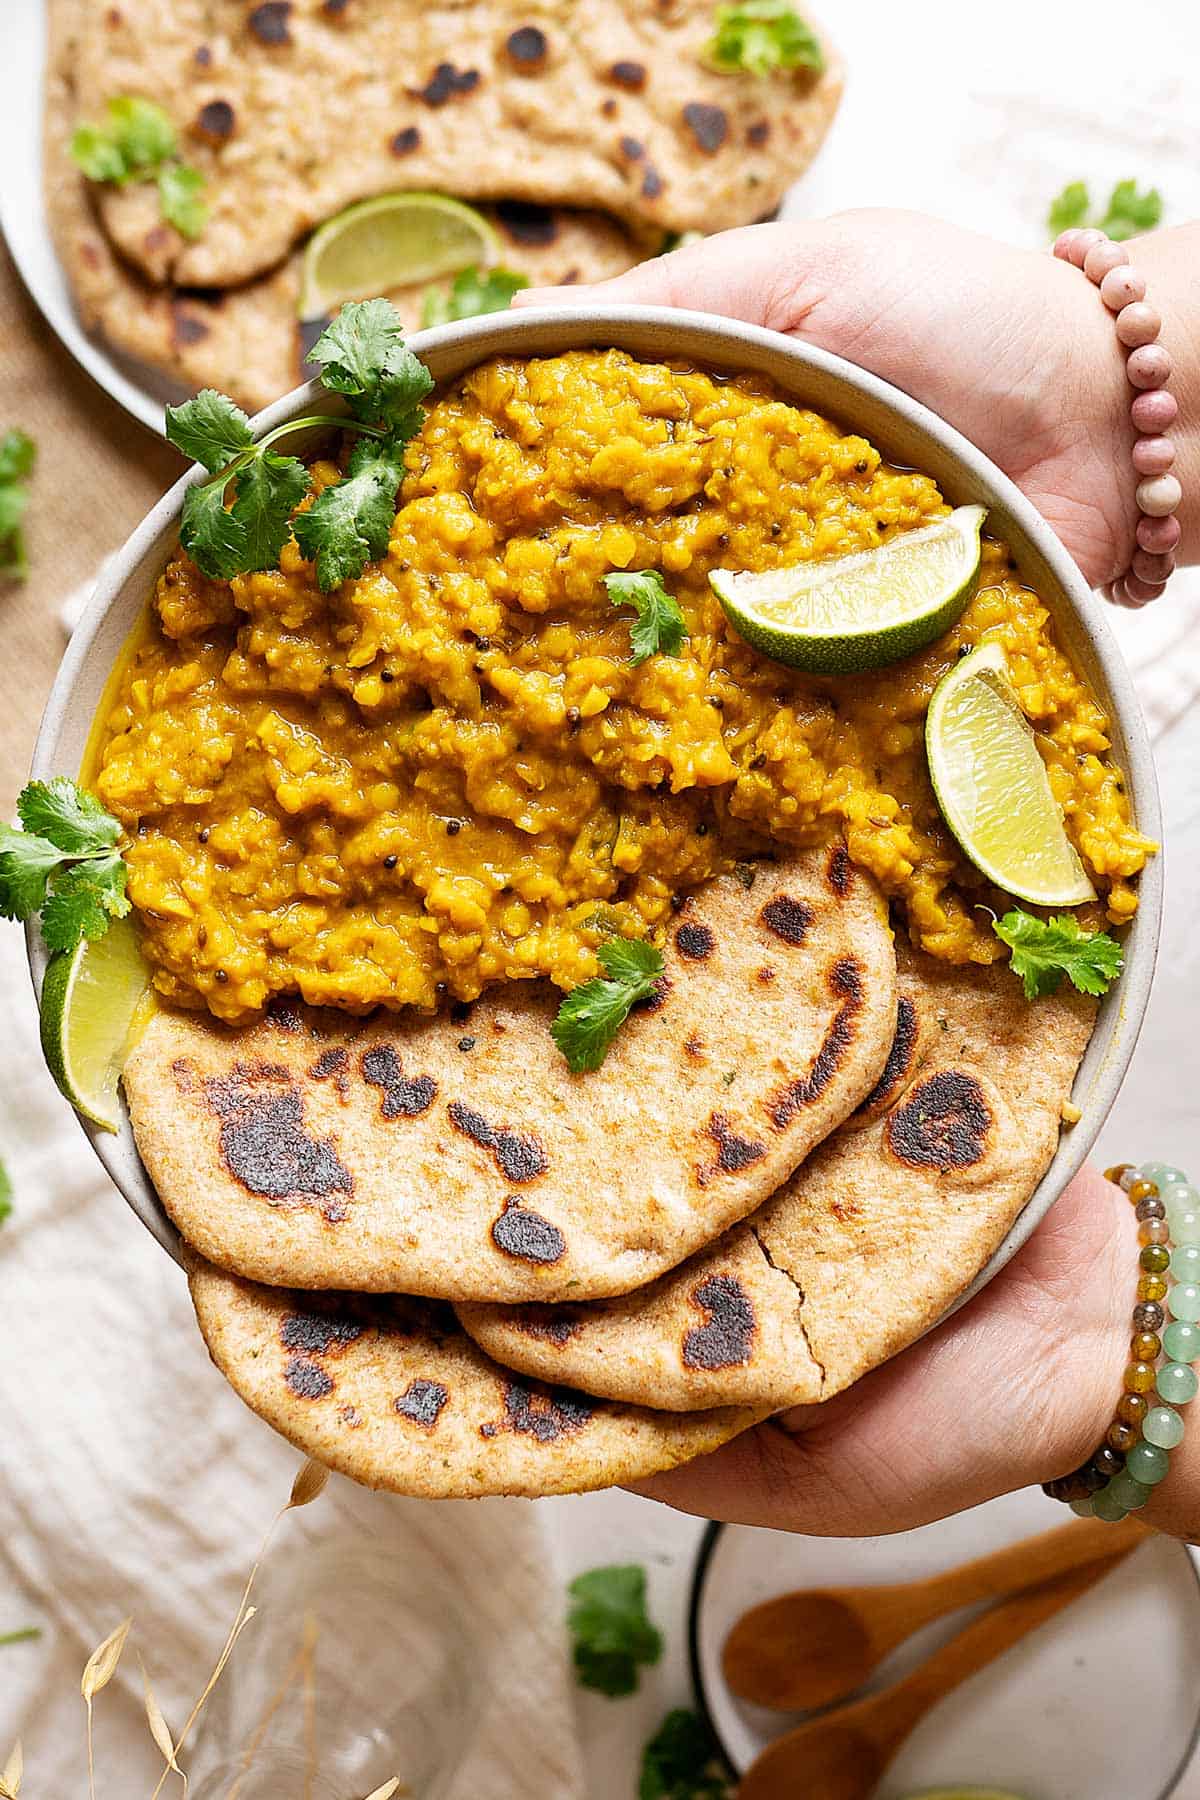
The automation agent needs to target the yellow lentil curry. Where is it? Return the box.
[94,350,1153,1025]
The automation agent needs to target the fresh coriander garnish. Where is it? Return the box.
[703,1,824,78]
[567,1564,663,1697]
[0,1626,40,1647]
[0,429,36,580]
[605,570,688,665]
[552,937,664,1073]
[165,299,433,590]
[639,1708,730,1800]
[0,779,130,953]
[71,96,208,241]
[0,1156,11,1228]
[1047,178,1163,243]
[993,907,1124,1001]
[421,265,529,329]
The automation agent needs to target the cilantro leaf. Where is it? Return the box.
[640,1709,729,1800]
[309,300,434,428]
[605,570,688,665]
[552,937,664,1073]
[421,265,529,329]
[704,1,824,77]
[40,856,130,952]
[70,123,128,184]
[157,161,208,239]
[18,777,120,854]
[0,1159,11,1230]
[231,451,311,571]
[292,453,400,590]
[0,429,35,580]
[0,825,63,919]
[993,908,1124,1001]
[0,430,35,486]
[106,96,178,174]
[166,391,255,473]
[180,478,251,582]
[1101,179,1163,241]
[568,1565,663,1697]
[1047,180,1091,236]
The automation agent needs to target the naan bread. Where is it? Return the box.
[188,1255,762,1498]
[45,2,650,413]
[458,946,1097,1407]
[68,0,842,287]
[124,849,897,1301]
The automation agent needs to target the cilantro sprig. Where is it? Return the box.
[552,937,664,1073]
[640,1708,730,1800]
[71,96,208,240]
[421,265,529,329]
[166,300,433,591]
[0,430,36,580]
[0,780,130,953]
[1047,178,1163,243]
[568,1565,663,1698]
[0,1156,11,1229]
[704,1,824,77]
[993,908,1124,1001]
[605,570,688,666]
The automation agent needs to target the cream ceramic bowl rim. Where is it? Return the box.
[27,305,1162,1308]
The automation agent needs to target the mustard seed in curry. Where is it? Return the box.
[94,349,1152,1024]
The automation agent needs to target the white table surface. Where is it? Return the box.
[535,1,1200,1792]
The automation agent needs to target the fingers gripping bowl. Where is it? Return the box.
[26,308,1161,1485]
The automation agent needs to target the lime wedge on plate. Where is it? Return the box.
[39,915,153,1132]
[710,503,986,673]
[300,192,500,320]
[927,640,1095,906]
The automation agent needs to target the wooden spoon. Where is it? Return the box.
[723,1513,1149,1712]
[735,1544,1139,1800]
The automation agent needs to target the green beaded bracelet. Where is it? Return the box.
[1044,1162,1199,1521]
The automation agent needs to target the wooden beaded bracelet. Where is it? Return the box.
[1052,227,1181,608]
[1043,1163,1199,1521]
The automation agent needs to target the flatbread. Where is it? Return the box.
[457,946,1097,1407]
[45,4,649,413]
[68,0,842,287]
[188,1255,762,1498]
[124,848,898,1301]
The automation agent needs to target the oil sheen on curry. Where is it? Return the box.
[94,349,1152,1024]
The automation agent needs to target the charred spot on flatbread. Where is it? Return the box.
[389,126,421,156]
[857,995,920,1118]
[513,1307,582,1347]
[682,1273,757,1370]
[505,26,547,68]
[682,102,729,154]
[193,100,235,143]
[414,62,482,107]
[280,1312,364,1356]
[492,1197,566,1266]
[760,895,813,946]
[770,956,865,1130]
[480,1379,593,1443]
[675,921,714,960]
[265,995,304,1033]
[608,60,647,91]
[248,2,292,46]
[747,120,771,146]
[496,200,559,246]
[361,1044,436,1119]
[393,1378,449,1428]
[642,166,664,200]
[309,1046,350,1099]
[449,1100,548,1182]
[699,1112,766,1184]
[827,843,853,896]
[887,1070,992,1172]
[204,1066,353,1214]
[284,1357,333,1399]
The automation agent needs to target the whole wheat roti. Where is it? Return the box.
[68,0,842,287]
[457,945,1097,1407]
[45,3,649,413]
[124,848,897,1301]
[188,1255,762,1498]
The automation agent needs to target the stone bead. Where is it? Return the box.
[1164,1320,1200,1362]
[1107,1163,1136,1187]
[1140,1244,1170,1275]
[1142,1163,1190,1188]
[1136,473,1183,517]
[1070,227,1107,265]
[1108,579,1140,609]
[1169,1283,1200,1323]
[1129,1177,1158,1205]
[1135,1195,1167,1222]
[1092,1445,1126,1480]
[1136,513,1182,556]
[1107,1419,1139,1455]
[1131,1330,1162,1363]
[1120,573,1167,604]
[1092,1485,1129,1523]
[1139,1218,1171,1246]
[1144,1405,1186,1450]
[1100,265,1147,310]
[1116,302,1162,347]
[1124,1359,1158,1395]
[1118,1391,1150,1428]
[1138,1272,1169,1303]
[1157,1362,1199,1406]
[1127,1440,1171,1485]
[1053,229,1085,261]
[1110,1469,1152,1510]
[1133,1301,1166,1332]
[1082,1461,1110,1494]
[1132,435,1176,475]
[1084,240,1130,282]
[1127,344,1172,390]
[1171,1244,1200,1282]
[1131,389,1179,433]
[1069,1496,1096,1518]
[1169,1210,1200,1247]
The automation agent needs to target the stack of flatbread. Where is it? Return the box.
[44,0,844,411]
[121,844,1096,1498]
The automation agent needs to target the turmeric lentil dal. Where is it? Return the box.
[94,349,1153,1025]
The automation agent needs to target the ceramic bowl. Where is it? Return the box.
[27,305,1162,1274]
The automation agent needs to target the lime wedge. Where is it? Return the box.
[711,504,986,673]
[927,640,1095,907]
[299,192,500,321]
[39,916,153,1132]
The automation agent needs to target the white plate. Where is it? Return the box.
[0,0,181,434]
[691,1488,1200,1798]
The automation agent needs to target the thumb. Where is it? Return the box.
[512,220,828,336]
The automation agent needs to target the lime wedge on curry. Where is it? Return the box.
[927,639,1095,907]
[299,192,500,320]
[39,915,153,1132]
[710,503,986,673]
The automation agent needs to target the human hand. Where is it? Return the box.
[515,210,1139,588]
[629,1166,1154,1537]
